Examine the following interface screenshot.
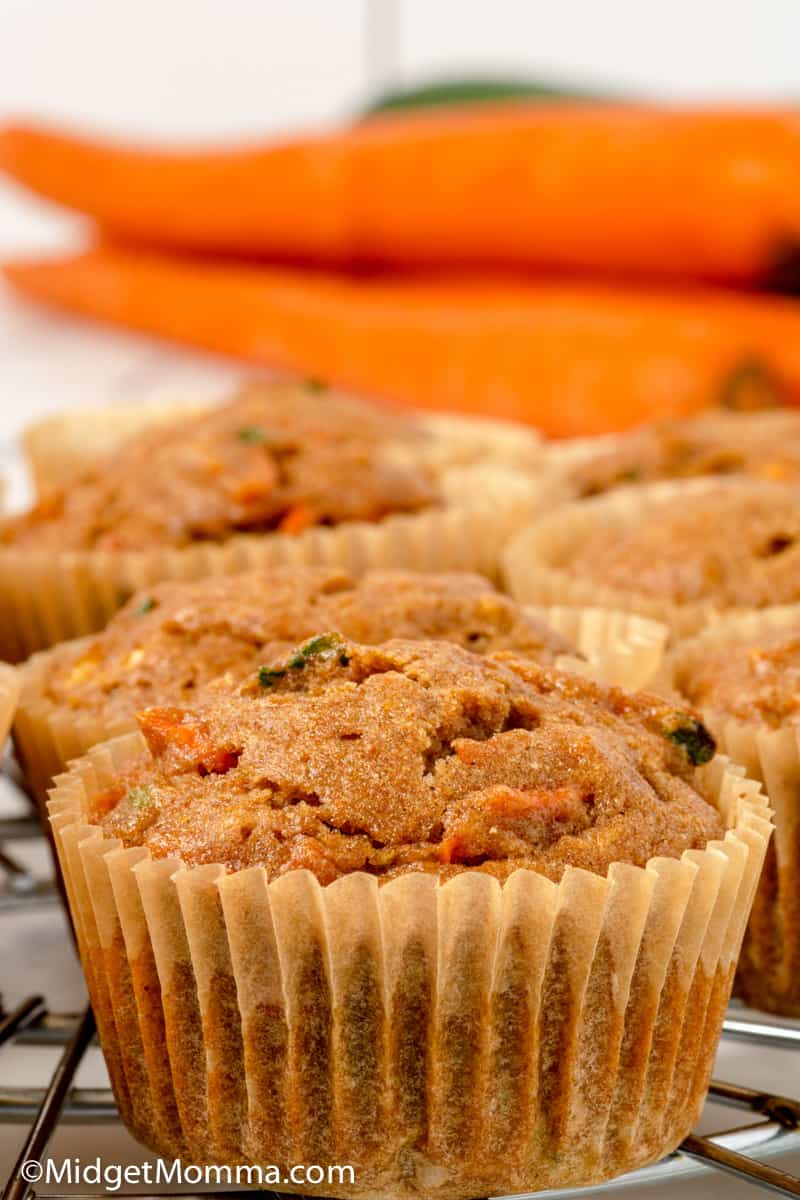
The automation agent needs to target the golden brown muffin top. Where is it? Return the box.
[571,410,800,498]
[568,482,800,608]
[94,637,721,885]
[3,383,438,551]
[40,567,574,725]
[676,626,800,729]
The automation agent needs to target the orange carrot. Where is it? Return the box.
[5,245,800,437]
[2,108,800,285]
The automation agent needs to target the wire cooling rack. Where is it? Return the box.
[2,796,800,1200]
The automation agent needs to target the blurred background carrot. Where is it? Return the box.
[3,107,800,286]
[2,3,800,438]
[6,245,800,437]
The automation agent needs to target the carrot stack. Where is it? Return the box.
[3,104,800,433]
[6,246,800,437]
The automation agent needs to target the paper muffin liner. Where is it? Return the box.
[503,478,768,639]
[0,663,21,749]
[0,463,554,664]
[663,605,800,1016]
[23,402,212,495]
[46,723,771,1200]
[23,401,544,495]
[14,607,668,815]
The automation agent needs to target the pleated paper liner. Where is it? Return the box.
[23,400,544,495]
[47,729,771,1200]
[0,463,554,664]
[0,663,20,747]
[533,605,668,692]
[664,604,800,1016]
[503,478,776,639]
[15,607,668,814]
[23,401,211,495]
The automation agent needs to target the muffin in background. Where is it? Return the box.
[504,478,800,636]
[23,396,544,496]
[552,408,800,498]
[49,635,771,1198]
[0,381,548,661]
[14,566,667,804]
[665,605,800,1015]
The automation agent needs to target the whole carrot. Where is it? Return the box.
[5,246,800,437]
[2,108,800,286]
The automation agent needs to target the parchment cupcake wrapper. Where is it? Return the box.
[663,605,800,1016]
[530,605,668,692]
[23,403,544,494]
[15,607,668,814]
[47,711,771,1197]
[503,478,766,639]
[0,463,554,664]
[23,402,212,495]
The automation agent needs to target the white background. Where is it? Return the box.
[1,3,800,1194]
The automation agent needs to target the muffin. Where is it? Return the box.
[0,381,547,661]
[23,390,543,496]
[558,409,800,498]
[504,478,800,636]
[665,606,800,1015]
[14,566,667,804]
[49,636,771,1199]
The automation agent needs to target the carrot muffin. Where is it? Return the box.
[4,385,438,551]
[48,637,770,1199]
[667,607,800,1015]
[505,479,800,635]
[0,382,545,660]
[676,626,800,729]
[14,566,576,800]
[94,638,723,881]
[22,391,543,496]
[565,409,800,498]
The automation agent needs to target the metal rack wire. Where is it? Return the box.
[2,808,800,1199]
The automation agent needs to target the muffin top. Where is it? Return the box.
[40,567,575,725]
[94,637,722,885]
[567,482,800,608]
[676,625,800,729]
[571,410,800,498]
[3,383,438,551]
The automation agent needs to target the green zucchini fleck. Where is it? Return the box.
[236,425,269,444]
[661,712,716,766]
[288,632,347,668]
[258,633,349,689]
[258,666,287,689]
[136,596,156,616]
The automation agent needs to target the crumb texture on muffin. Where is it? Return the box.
[568,482,800,607]
[39,567,574,725]
[571,409,800,497]
[676,625,800,728]
[94,637,722,883]
[2,383,439,551]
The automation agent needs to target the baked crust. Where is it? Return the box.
[505,478,800,636]
[565,409,800,498]
[90,639,722,882]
